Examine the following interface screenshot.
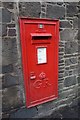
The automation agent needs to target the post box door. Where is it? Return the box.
[20,18,59,108]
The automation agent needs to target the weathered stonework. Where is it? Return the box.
[2,8,11,23]
[46,4,65,19]
[66,2,78,17]
[1,1,80,119]
[19,2,41,17]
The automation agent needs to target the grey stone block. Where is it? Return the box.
[78,56,80,63]
[2,37,18,65]
[78,1,80,5]
[2,64,13,74]
[0,24,2,36]
[78,29,80,40]
[74,30,78,40]
[2,8,11,23]
[10,107,38,118]
[2,74,19,88]
[5,37,17,49]
[58,83,64,90]
[60,20,72,28]
[73,69,78,75]
[64,70,69,77]
[70,65,78,69]
[77,76,80,84]
[46,5,65,19]
[65,41,78,54]
[2,24,7,37]
[0,78,2,90]
[37,101,58,115]
[59,105,78,118]
[66,3,78,17]
[0,1,2,7]
[19,2,41,17]
[70,98,78,108]
[2,53,13,66]
[65,57,77,66]
[64,76,76,87]
[2,86,22,112]
[60,29,76,41]
[78,64,80,74]
[0,7,2,23]
[8,29,16,36]
[2,2,14,9]
[59,90,71,99]
[78,14,80,29]
[73,17,78,28]
[78,91,80,97]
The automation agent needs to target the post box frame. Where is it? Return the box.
[19,18,59,108]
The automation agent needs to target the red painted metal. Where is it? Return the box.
[19,18,59,108]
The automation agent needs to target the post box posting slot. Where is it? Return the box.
[31,33,52,40]
[31,33,52,44]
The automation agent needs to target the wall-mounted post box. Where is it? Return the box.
[19,18,59,108]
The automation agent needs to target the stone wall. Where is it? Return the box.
[1,1,80,118]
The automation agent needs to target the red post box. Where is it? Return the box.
[19,18,59,108]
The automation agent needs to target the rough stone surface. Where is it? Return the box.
[78,45,80,53]
[65,57,77,66]
[78,14,80,29]
[2,86,22,112]
[0,24,1,36]
[19,2,41,17]
[66,3,78,17]
[10,107,37,118]
[2,8,11,23]
[0,0,1,6]
[65,41,78,54]
[46,5,65,19]
[2,2,14,9]
[2,74,19,88]
[37,101,57,114]
[64,76,76,87]
[73,17,78,28]
[8,29,16,36]
[2,24,7,37]
[60,20,72,28]
[77,76,80,84]
[60,29,76,41]
[78,29,80,40]
[2,38,18,65]
[2,64,13,74]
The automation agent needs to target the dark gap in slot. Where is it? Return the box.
[32,36,51,40]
